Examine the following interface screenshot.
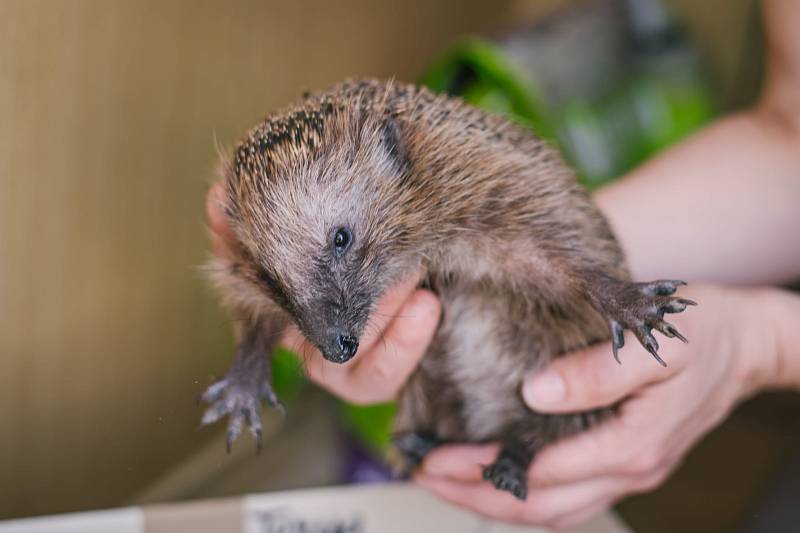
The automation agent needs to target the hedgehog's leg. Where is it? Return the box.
[388,371,444,476]
[392,432,442,469]
[200,320,285,453]
[483,410,612,501]
[584,274,696,366]
[483,438,535,501]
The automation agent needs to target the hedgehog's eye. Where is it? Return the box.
[333,227,352,257]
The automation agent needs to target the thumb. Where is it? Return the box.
[351,288,441,387]
[522,334,678,413]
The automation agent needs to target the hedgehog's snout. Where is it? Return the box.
[322,332,359,363]
[336,334,359,361]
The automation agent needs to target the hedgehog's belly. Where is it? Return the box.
[415,285,610,443]
[422,290,541,442]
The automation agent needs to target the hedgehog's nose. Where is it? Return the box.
[335,334,359,362]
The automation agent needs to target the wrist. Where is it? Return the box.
[739,288,800,396]
[726,288,778,400]
[762,288,800,391]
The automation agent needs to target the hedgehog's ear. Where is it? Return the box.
[379,115,410,175]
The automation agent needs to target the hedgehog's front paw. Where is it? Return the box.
[593,277,696,366]
[199,362,285,453]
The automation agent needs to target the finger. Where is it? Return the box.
[285,273,423,395]
[413,475,528,524]
[419,444,499,482]
[283,327,348,394]
[529,420,625,487]
[357,273,427,354]
[528,397,666,487]
[521,332,682,413]
[278,325,348,396]
[279,324,308,354]
[547,465,672,530]
[523,477,625,527]
[547,498,614,531]
[415,473,626,526]
[300,286,441,404]
[206,182,238,259]
[348,288,442,402]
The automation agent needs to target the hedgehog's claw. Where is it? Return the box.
[200,350,283,453]
[610,320,625,364]
[483,456,528,501]
[634,327,665,367]
[592,277,696,365]
[653,319,688,343]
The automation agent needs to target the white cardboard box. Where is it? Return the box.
[0,483,631,533]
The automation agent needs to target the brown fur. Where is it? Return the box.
[204,79,693,499]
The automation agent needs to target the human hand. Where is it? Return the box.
[415,284,779,530]
[206,182,441,404]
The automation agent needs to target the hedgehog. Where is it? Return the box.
[200,79,695,500]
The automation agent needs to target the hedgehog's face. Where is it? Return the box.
[229,112,423,363]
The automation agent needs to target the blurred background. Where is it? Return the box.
[1,1,797,532]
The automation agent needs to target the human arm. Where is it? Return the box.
[417,284,800,529]
[595,0,800,285]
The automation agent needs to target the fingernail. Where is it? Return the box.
[523,370,565,408]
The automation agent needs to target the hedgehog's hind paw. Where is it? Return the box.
[483,456,528,501]
[389,432,441,476]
